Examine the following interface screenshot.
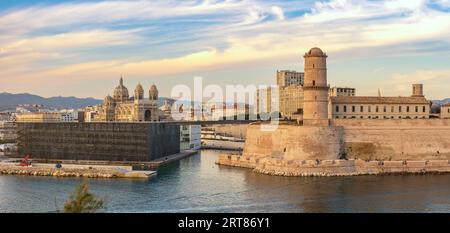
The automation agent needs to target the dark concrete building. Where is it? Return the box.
[16,122,180,162]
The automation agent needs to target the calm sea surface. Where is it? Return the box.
[0,150,449,213]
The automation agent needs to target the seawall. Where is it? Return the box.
[217,154,450,176]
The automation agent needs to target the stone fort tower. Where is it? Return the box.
[303,47,329,126]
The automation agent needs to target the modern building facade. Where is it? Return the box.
[276,70,304,87]
[180,125,201,151]
[16,122,180,162]
[0,121,17,142]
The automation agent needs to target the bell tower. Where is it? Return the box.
[303,47,329,126]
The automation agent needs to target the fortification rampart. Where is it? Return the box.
[217,119,450,176]
[218,154,450,176]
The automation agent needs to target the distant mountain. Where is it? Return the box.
[431,98,450,106]
[0,92,102,111]
[0,92,177,111]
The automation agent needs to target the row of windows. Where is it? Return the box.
[335,105,427,113]
[335,116,427,119]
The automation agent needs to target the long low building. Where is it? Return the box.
[329,84,430,119]
[16,122,180,162]
[330,96,430,119]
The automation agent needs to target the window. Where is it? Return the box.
[336,106,339,112]
[352,106,355,112]
[422,106,426,113]
[391,106,394,112]
[399,106,402,112]
[415,106,418,113]
[407,106,410,112]
[376,106,379,112]
[344,106,347,112]
[383,106,387,112]
[368,106,372,112]
[360,106,364,112]
[313,80,316,86]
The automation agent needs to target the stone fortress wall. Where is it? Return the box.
[332,119,450,161]
[217,119,450,176]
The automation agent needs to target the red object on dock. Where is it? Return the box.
[19,154,31,167]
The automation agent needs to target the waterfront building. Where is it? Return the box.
[441,103,450,119]
[0,121,17,142]
[180,125,201,151]
[277,70,304,87]
[330,84,430,119]
[15,112,61,122]
[16,122,180,162]
[96,77,162,122]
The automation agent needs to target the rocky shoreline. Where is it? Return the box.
[217,154,450,177]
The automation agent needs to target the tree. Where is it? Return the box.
[63,180,106,213]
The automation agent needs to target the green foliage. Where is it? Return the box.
[63,180,106,213]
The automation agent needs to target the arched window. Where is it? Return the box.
[312,80,316,86]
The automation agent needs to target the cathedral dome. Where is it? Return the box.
[149,84,158,101]
[306,47,326,57]
[113,77,129,102]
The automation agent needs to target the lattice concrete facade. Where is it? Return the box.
[16,122,180,162]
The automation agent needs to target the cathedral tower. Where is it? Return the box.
[135,83,144,100]
[303,47,329,126]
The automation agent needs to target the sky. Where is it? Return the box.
[0,0,449,100]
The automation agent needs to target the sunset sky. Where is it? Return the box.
[0,0,449,100]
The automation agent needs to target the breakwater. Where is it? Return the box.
[0,163,154,179]
[217,154,450,176]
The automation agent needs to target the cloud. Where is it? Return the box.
[0,0,450,98]
[0,29,140,75]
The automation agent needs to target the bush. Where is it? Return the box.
[63,180,105,213]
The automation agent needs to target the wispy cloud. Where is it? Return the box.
[0,0,449,98]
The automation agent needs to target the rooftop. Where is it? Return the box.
[330,96,429,104]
